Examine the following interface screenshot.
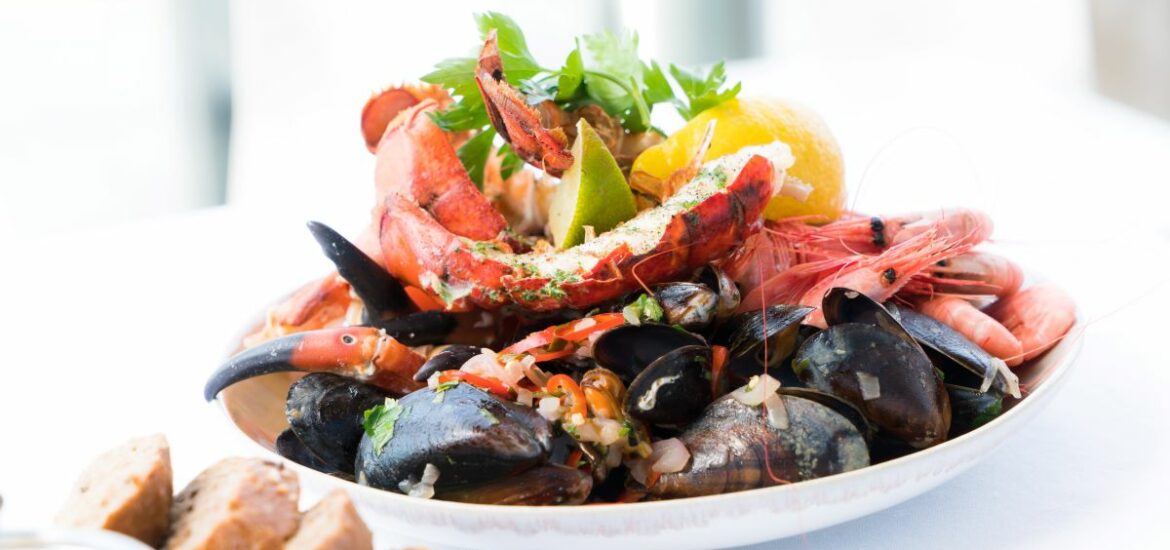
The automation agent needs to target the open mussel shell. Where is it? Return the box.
[355,383,553,495]
[653,282,718,331]
[712,304,813,384]
[647,394,869,499]
[275,429,349,479]
[695,265,741,319]
[822,288,1019,399]
[592,323,706,383]
[946,384,1004,437]
[793,323,950,449]
[285,373,388,474]
[777,387,875,441]
[624,345,713,428]
[891,305,1020,399]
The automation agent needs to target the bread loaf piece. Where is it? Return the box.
[54,434,173,547]
[164,457,299,550]
[285,489,373,550]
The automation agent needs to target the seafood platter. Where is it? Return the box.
[205,13,1081,548]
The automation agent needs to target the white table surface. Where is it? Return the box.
[4,65,1170,549]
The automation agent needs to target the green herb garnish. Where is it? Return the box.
[423,12,742,185]
[479,408,500,425]
[363,398,408,455]
[623,293,664,324]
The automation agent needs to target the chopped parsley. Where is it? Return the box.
[363,398,409,455]
[478,408,500,425]
[433,380,459,403]
[623,293,664,325]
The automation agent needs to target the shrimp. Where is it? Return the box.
[797,227,976,327]
[985,284,1077,362]
[918,296,1026,366]
[904,251,1024,299]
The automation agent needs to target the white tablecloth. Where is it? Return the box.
[4,60,1170,548]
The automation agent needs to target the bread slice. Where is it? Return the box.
[285,489,373,550]
[164,457,299,550]
[54,434,173,547]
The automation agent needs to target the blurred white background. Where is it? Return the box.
[2,0,1168,239]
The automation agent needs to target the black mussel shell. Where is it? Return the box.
[947,384,1004,437]
[695,265,741,319]
[891,305,1020,398]
[624,345,713,428]
[355,383,552,494]
[592,323,706,383]
[821,288,917,345]
[285,373,388,474]
[275,429,348,478]
[777,387,874,440]
[653,283,718,331]
[793,323,950,449]
[435,465,592,505]
[648,394,869,499]
[713,304,813,383]
[541,354,598,375]
[369,310,456,346]
[413,344,481,382]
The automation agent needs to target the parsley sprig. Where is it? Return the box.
[422,12,741,186]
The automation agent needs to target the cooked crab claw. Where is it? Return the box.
[307,221,409,321]
[475,31,573,176]
[203,327,425,401]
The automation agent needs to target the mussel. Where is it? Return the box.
[647,394,869,499]
[285,373,388,474]
[623,345,713,428]
[713,304,813,384]
[355,383,564,501]
[695,264,741,319]
[592,323,706,383]
[890,305,1020,399]
[275,429,344,477]
[652,282,718,331]
[946,384,1004,437]
[794,323,950,448]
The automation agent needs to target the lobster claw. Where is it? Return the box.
[204,327,425,401]
[475,31,573,177]
[307,221,410,321]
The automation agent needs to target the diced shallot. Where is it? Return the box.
[730,374,783,406]
[762,391,789,430]
[537,397,565,421]
[398,463,440,499]
[856,372,881,401]
[649,438,690,474]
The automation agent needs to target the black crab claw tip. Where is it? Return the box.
[306,221,409,318]
[203,334,303,401]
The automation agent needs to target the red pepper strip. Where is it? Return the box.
[645,469,663,488]
[529,347,575,362]
[710,345,729,398]
[437,370,514,400]
[546,374,588,419]
[565,448,584,468]
[501,313,626,356]
[556,313,625,341]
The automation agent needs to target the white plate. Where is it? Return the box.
[215,286,1082,550]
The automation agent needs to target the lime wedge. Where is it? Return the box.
[548,119,637,249]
